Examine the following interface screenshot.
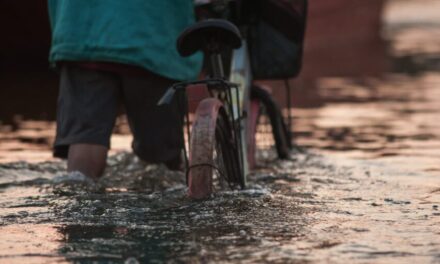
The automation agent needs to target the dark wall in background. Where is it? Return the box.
[0,0,51,69]
[301,0,388,79]
[278,0,389,108]
[0,0,58,124]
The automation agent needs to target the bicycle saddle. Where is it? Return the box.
[177,19,242,57]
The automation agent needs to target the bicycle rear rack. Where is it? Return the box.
[158,78,245,183]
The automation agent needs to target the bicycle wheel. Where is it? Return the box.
[188,98,243,199]
[248,85,291,168]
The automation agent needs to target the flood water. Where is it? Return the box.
[1,0,440,263]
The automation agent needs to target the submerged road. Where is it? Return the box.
[1,0,440,263]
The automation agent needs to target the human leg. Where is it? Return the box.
[121,71,183,169]
[67,144,108,180]
[54,64,120,179]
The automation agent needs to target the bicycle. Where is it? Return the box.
[159,0,307,199]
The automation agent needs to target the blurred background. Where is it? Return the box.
[1,0,439,175]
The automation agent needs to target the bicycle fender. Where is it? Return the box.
[188,98,224,199]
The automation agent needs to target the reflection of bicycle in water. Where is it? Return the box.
[159,0,307,199]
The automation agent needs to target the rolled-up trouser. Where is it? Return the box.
[54,64,183,163]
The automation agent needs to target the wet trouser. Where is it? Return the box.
[53,64,183,163]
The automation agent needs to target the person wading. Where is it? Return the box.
[48,0,202,182]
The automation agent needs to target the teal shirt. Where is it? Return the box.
[48,0,202,81]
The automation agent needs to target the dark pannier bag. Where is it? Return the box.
[247,0,308,80]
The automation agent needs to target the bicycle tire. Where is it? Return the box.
[248,85,291,167]
[188,98,243,199]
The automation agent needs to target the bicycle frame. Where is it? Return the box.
[158,1,255,189]
[229,40,252,178]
